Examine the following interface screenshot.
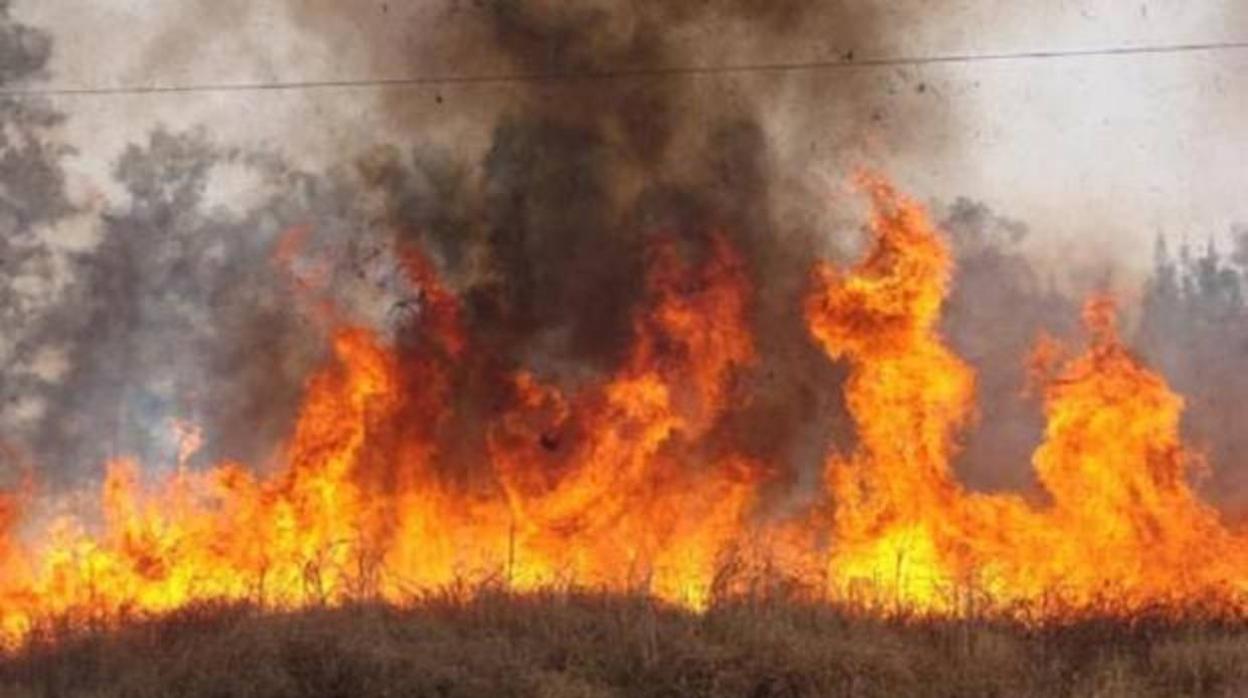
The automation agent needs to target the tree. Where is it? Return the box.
[0,3,74,478]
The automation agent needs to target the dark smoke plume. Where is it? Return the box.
[3,1,1052,507]
[279,1,962,491]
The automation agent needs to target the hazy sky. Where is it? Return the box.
[15,0,1248,275]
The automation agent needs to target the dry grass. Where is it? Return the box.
[2,592,1248,697]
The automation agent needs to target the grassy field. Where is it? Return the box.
[2,592,1247,698]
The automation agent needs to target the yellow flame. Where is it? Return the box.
[1,176,1246,645]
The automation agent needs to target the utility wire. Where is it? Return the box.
[3,39,1247,98]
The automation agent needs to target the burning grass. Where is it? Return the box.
[3,174,1248,671]
[3,590,1248,698]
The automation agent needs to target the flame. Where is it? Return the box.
[2,175,1247,643]
[805,174,1248,612]
[487,234,759,605]
[806,173,987,608]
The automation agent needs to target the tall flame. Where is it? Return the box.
[1,175,1246,643]
[805,174,1248,612]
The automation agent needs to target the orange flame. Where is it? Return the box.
[805,174,1248,613]
[1,175,1247,643]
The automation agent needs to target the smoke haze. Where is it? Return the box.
[1,1,1246,520]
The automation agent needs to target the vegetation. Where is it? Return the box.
[3,593,1248,698]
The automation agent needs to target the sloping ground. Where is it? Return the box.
[2,594,1247,698]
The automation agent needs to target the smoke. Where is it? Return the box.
[3,122,453,482]
[1136,232,1248,516]
[25,132,317,481]
[0,1,1094,506]
[275,1,967,491]
[4,0,1246,530]
[0,1,75,484]
[0,0,48,84]
[280,1,960,357]
[938,199,1079,493]
[0,1,1060,502]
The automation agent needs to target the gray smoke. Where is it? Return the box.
[3,120,455,481]
[0,0,74,485]
[938,199,1079,493]
[6,2,1190,514]
[1137,232,1248,517]
[279,1,967,493]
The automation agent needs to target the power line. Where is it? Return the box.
[3,39,1248,98]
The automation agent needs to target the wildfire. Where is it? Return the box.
[1,174,1246,642]
[806,174,1248,613]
